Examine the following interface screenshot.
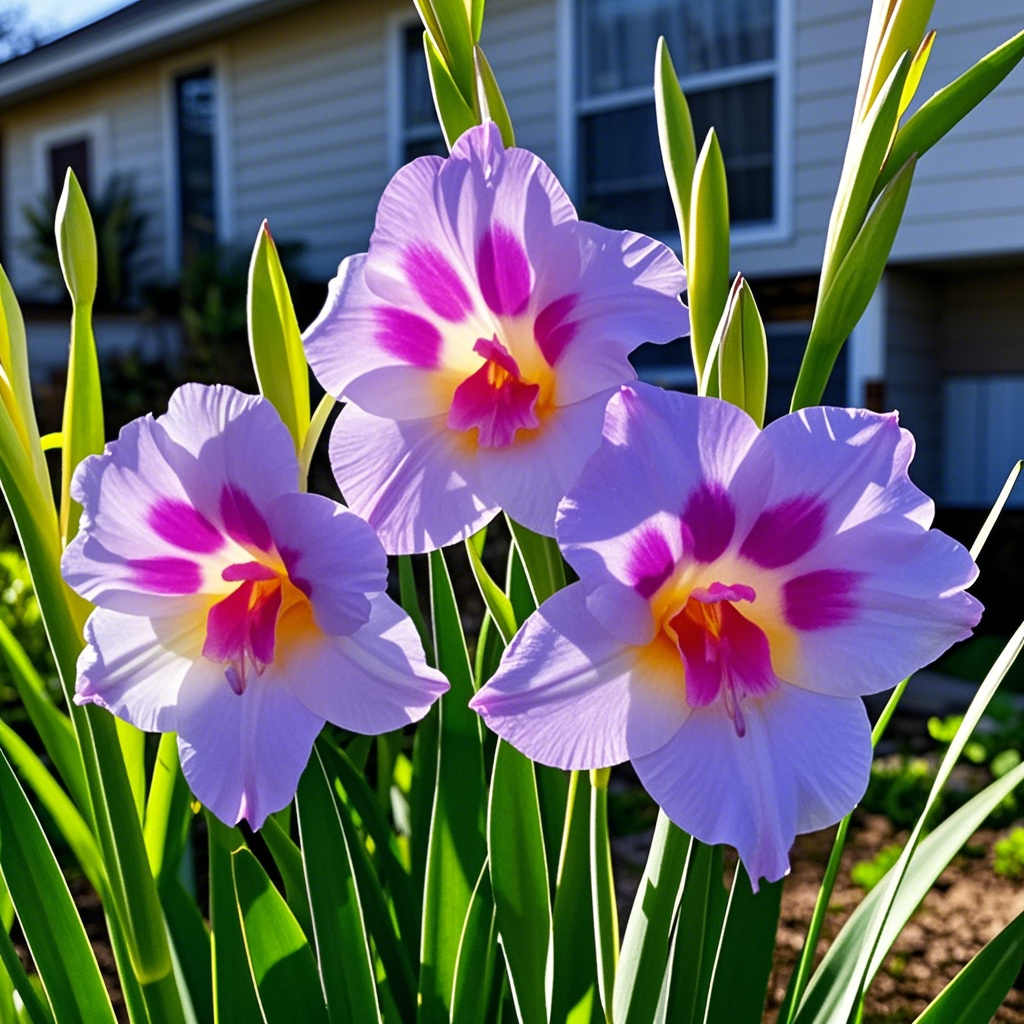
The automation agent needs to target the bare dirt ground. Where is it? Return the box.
[616,812,1024,1024]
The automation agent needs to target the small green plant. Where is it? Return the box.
[993,827,1024,880]
[851,843,904,892]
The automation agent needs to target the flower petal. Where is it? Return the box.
[266,492,387,636]
[176,670,324,830]
[74,607,209,732]
[282,593,448,733]
[329,404,496,554]
[557,384,768,632]
[470,583,690,769]
[634,685,871,888]
[475,390,610,537]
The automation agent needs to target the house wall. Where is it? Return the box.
[738,0,1024,278]
[1,0,1021,297]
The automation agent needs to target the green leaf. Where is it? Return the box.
[654,37,697,271]
[488,739,552,1024]
[687,130,730,389]
[0,922,54,1024]
[296,748,382,1023]
[701,867,781,1024]
[821,53,911,298]
[261,814,314,940]
[0,718,104,897]
[417,0,477,107]
[319,743,417,1023]
[55,170,97,307]
[589,771,618,1024]
[613,812,691,1024]
[474,46,515,148]
[465,531,517,645]
[419,549,486,1022]
[899,30,936,118]
[398,554,433,663]
[506,516,565,604]
[858,0,933,117]
[0,264,51,502]
[879,28,1024,197]
[714,274,768,428]
[451,861,500,1024]
[207,817,262,1024]
[231,847,329,1024]
[160,878,214,1024]
[247,221,310,453]
[912,910,1024,1023]
[551,772,601,1024]
[424,31,478,152]
[791,156,916,411]
[0,748,116,1024]
[661,841,727,1024]
[470,0,484,42]
[793,758,1024,1023]
[0,616,87,813]
[144,733,193,890]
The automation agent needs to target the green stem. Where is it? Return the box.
[299,391,335,489]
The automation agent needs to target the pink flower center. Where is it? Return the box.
[202,560,293,695]
[446,336,541,448]
[666,582,779,737]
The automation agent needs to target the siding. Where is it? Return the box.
[0,61,168,297]
[226,0,558,282]
[738,0,1024,278]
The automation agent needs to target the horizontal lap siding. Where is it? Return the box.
[738,0,1024,279]
[227,0,558,284]
[0,65,167,297]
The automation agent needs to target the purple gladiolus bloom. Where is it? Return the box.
[303,122,689,553]
[471,384,982,886]
[62,384,448,828]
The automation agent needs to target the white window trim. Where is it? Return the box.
[558,0,793,251]
[32,115,110,201]
[387,13,447,174]
[160,47,233,274]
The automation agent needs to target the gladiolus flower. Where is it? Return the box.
[62,384,448,828]
[471,384,982,885]
[303,122,688,553]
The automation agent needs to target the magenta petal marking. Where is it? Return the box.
[476,223,531,317]
[222,561,279,582]
[373,306,443,368]
[128,557,202,594]
[447,337,540,448]
[220,485,273,552]
[534,293,579,365]
[401,243,473,322]
[681,482,736,563]
[740,495,827,569]
[627,527,675,599]
[784,569,862,630]
[148,498,224,554]
[690,582,756,604]
[248,586,282,667]
[203,581,254,663]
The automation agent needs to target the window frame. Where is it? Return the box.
[559,0,793,250]
[160,48,233,273]
[388,14,448,173]
[32,116,108,205]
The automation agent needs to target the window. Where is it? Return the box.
[47,136,91,202]
[399,23,447,163]
[175,67,217,263]
[576,0,779,236]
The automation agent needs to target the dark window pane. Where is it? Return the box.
[402,24,446,162]
[764,325,847,423]
[175,68,217,264]
[580,0,774,97]
[48,137,90,202]
[579,78,773,234]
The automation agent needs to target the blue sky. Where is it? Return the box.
[28,0,133,38]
